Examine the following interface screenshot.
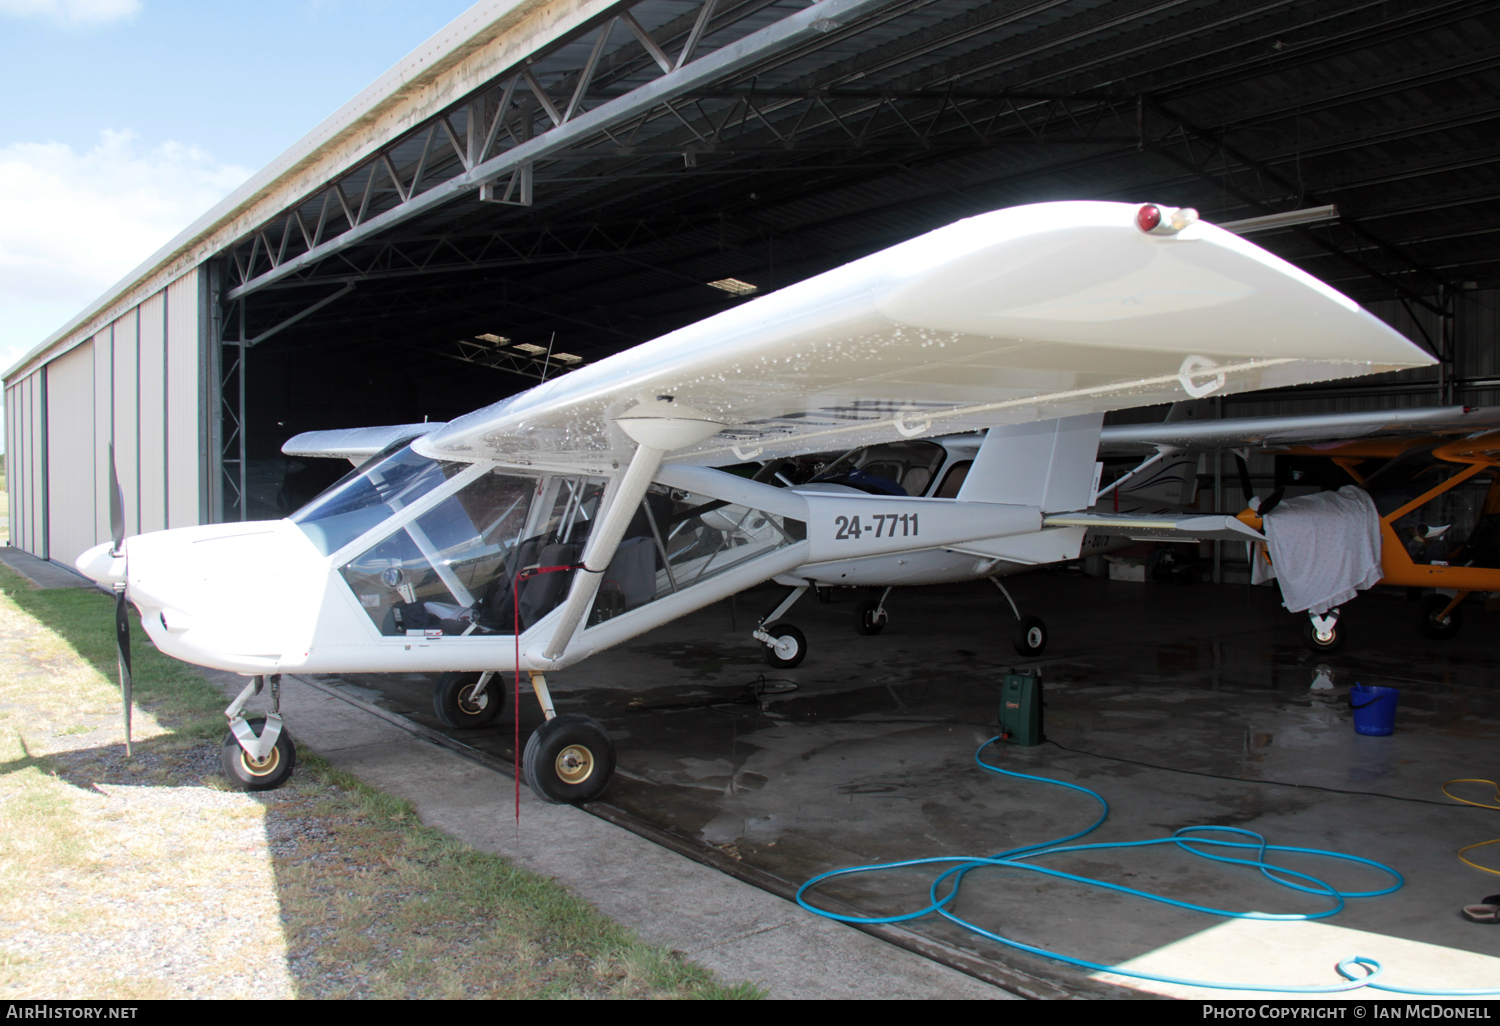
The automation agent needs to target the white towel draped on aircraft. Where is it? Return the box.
[1258,485,1383,614]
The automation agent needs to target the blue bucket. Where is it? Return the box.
[1350,684,1399,736]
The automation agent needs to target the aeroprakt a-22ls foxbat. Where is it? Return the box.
[77,200,1432,803]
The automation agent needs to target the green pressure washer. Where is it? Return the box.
[999,669,1044,746]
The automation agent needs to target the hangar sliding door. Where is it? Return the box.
[45,339,97,567]
[9,265,209,568]
[5,369,47,558]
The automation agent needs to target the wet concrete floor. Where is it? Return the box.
[315,571,1500,996]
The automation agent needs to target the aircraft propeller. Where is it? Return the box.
[108,444,133,757]
[1234,452,1286,516]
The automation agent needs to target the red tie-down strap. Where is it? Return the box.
[510,563,595,828]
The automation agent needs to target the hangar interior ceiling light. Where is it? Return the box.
[707,278,759,296]
[1219,206,1341,236]
[476,333,510,344]
[512,342,549,354]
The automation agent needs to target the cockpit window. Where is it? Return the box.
[1361,446,1457,517]
[340,471,606,638]
[810,440,947,496]
[586,484,806,629]
[292,444,464,556]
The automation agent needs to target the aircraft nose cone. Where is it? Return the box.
[76,541,126,586]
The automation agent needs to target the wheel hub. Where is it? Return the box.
[774,636,798,659]
[555,744,594,785]
[1026,627,1043,648]
[240,747,281,776]
[458,684,489,715]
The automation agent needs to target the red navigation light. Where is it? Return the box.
[1136,204,1162,233]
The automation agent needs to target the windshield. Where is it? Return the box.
[810,440,947,496]
[292,444,465,556]
[341,472,607,637]
[1361,446,1461,517]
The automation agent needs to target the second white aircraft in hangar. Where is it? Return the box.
[77,200,1432,803]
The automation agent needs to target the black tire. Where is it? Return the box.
[1415,594,1463,640]
[521,714,616,805]
[854,600,886,636]
[433,671,505,728]
[761,622,807,668]
[1013,615,1047,657]
[1302,617,1347,653]
[221,718,297,792]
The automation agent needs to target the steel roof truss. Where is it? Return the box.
[223,0,908,301]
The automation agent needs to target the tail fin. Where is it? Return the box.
[957,414,1104,512]
[1111,402,1208,506]
[1115,449,1201,507]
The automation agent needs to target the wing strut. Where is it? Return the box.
[541,399,727,660]
[1093,447,1176,502]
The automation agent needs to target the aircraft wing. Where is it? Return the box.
[412,201,1433,471]
[283,423,445,465]
[1042,512,1264,543]
[1098,405,1500,455]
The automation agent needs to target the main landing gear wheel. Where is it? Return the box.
[433,671,505,728]
[221,718,297,792]
[1013,615,1047,657]
[1415,594,1463,639]
[854,600,886,636]
[521,714,616,805]
[761,622,807,668]
[1302,617,1347,653]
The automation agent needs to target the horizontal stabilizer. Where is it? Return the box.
[1043,511,1264,543]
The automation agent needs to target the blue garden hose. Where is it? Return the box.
[796,738,1500,996]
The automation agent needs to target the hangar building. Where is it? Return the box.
[6,0,1498,568]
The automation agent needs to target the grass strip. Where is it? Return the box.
[0,561,764,999]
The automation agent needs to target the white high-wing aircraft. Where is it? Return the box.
[702,426,1216,664]
[77,200,1431,804]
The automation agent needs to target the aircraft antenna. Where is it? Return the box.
[540,331,557,382]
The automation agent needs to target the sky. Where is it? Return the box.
[0,0,479,417]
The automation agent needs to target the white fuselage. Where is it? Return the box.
[775,434,1194,588]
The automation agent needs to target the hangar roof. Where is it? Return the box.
[11,0,1499,389]
[5,0,615,381]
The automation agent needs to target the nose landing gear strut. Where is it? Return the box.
[222,674,297,791]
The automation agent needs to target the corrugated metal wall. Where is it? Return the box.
[5,370,47,557]
[5,267,206,567]
[45,340,95,564]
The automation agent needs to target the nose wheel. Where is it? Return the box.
[222,675,298,792]
[751,583,811,669]
[1303,610,1346,652]
[992,579,1048,657]
[760,622,807,668]
[1414,592,1465,639]
[522,714,617,804]
[1013,615,1047,657]
[433,671,505,728]
[854,587,892,635]
[222,716,297,791]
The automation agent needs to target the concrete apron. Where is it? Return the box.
[306,573,1500,1001]
[199,667,1015,1001]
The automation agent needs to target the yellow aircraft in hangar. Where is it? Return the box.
[1100,405,1500,652]
[76,201,1432,803]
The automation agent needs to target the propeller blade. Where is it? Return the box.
[108,443,125,554]
[1257,486,1287,517]
[1234,454,1256,510]
[115,587,133,757]
[108,443,131,755]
